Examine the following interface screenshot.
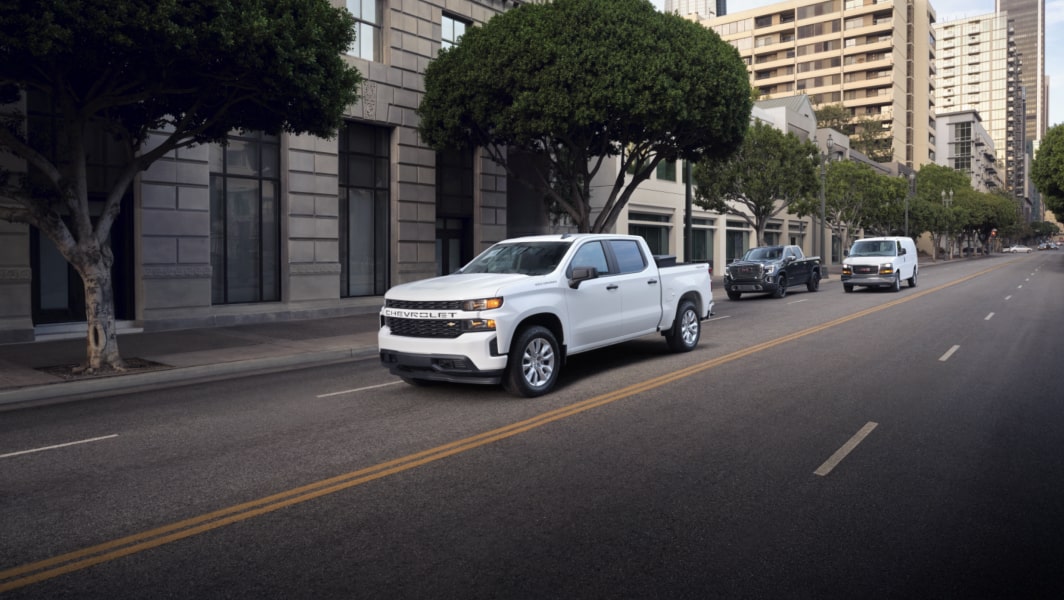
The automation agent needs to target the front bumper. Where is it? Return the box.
[841,274,894,287]
[378,328,509,384]
[379,350,505,384]
[724,277,779,293]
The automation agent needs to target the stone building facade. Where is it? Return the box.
[0,0,520,343]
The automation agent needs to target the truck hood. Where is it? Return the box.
[385,273,537,301]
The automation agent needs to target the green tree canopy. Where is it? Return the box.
[0,0,362,371]
[815,104,851,132]
[692,120,819,247]
[417,0,751,233]
[1032,123,1064,216]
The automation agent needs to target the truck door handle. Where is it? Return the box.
[647,279,658,285]
[607,284,619,290]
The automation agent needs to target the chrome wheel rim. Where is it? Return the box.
[680,309,699,346]
[521,338,555,388]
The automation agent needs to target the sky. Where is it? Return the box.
[650,0,1063,130]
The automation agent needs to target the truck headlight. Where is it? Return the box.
[841,265,852,275]
[463,297,503,311]
[879,263,895,275]
[764,264,777,276]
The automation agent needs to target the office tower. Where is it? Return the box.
[996,0,1045,145]
[701,0,936,168]
[935,13,1026,199]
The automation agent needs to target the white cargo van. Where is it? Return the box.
[841,236,918,293]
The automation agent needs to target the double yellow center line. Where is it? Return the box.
[0,266,996,592]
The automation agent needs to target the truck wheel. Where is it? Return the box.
[908,269,918,288]
[503,325,560,398]
[665,300,701,353]
[806,271,820,292]
[843,283,853,293]
[726,290,742,301]
[891,273,901,292]
[773,275,787,298]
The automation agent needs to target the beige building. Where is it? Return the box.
[698,0,937,169]
[596,96,832,269]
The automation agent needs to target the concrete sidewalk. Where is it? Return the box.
[0,312,384,407]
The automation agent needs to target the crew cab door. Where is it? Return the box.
[564,241,624,350]
[783,246,808,282]
[606,239,663,337]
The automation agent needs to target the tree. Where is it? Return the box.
[851,117,893,162]
[693,120,819,246]
[0,0,361,372]
[1032,123,1064,215]
[815,104,851,132]
[417,0,751,233]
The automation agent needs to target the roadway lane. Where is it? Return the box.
[2,253,1063,598]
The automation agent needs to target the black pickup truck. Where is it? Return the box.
[723,245,821,300]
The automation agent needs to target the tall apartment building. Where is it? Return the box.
[934,13,1026,200]
[996,0,1046,145]
[699,0,937,169]
[665,0,724,18]
[935,110,1005,193]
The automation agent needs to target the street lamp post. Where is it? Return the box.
[906,172,914,238]
[820,134,833,264]
[941,188,953,258]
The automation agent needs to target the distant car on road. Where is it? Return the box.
[1005,245,1033,254]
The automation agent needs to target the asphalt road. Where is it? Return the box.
[3,253,1063,599]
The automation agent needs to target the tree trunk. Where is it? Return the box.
[75,246,125,373]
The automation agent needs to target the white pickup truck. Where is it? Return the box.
[378,234,713,397]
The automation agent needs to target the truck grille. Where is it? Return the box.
[732,264,762,279]
[386,299,464,310]
[386,317,464,338]
[852,265,878,275]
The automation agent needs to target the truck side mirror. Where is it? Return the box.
[899,248,907,255]
[569,266,599,289]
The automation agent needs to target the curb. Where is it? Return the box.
[0,347,379,407]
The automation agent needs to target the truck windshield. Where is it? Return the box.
[849,241,896,257]
[459,242,570,275]
[743,247,782,261]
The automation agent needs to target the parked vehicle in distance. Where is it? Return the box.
[1005,245,1033,254]
[722,245,821,300]
[841,236,918,293]
[378,234,713,397]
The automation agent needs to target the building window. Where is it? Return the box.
[210,132,281,304]
[629,212,670,256]
[656,159,677,181]
[340,121,391,297]
[345,0,382,61]
[692,218,715,266]
[442,14,469,50]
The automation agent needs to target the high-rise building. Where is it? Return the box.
[996,0,1045,145]
[700,0,937,168]
[664,0,720,18]
[935,13,1026,200]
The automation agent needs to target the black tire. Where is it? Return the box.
[773,275,787,298]
[502,325,560,398]
[726,290,742,301]
[806,270,820,292]
[891,273,901,292]
[665,300,701,353]
[907,268,918,288]
[843,283,853,293]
